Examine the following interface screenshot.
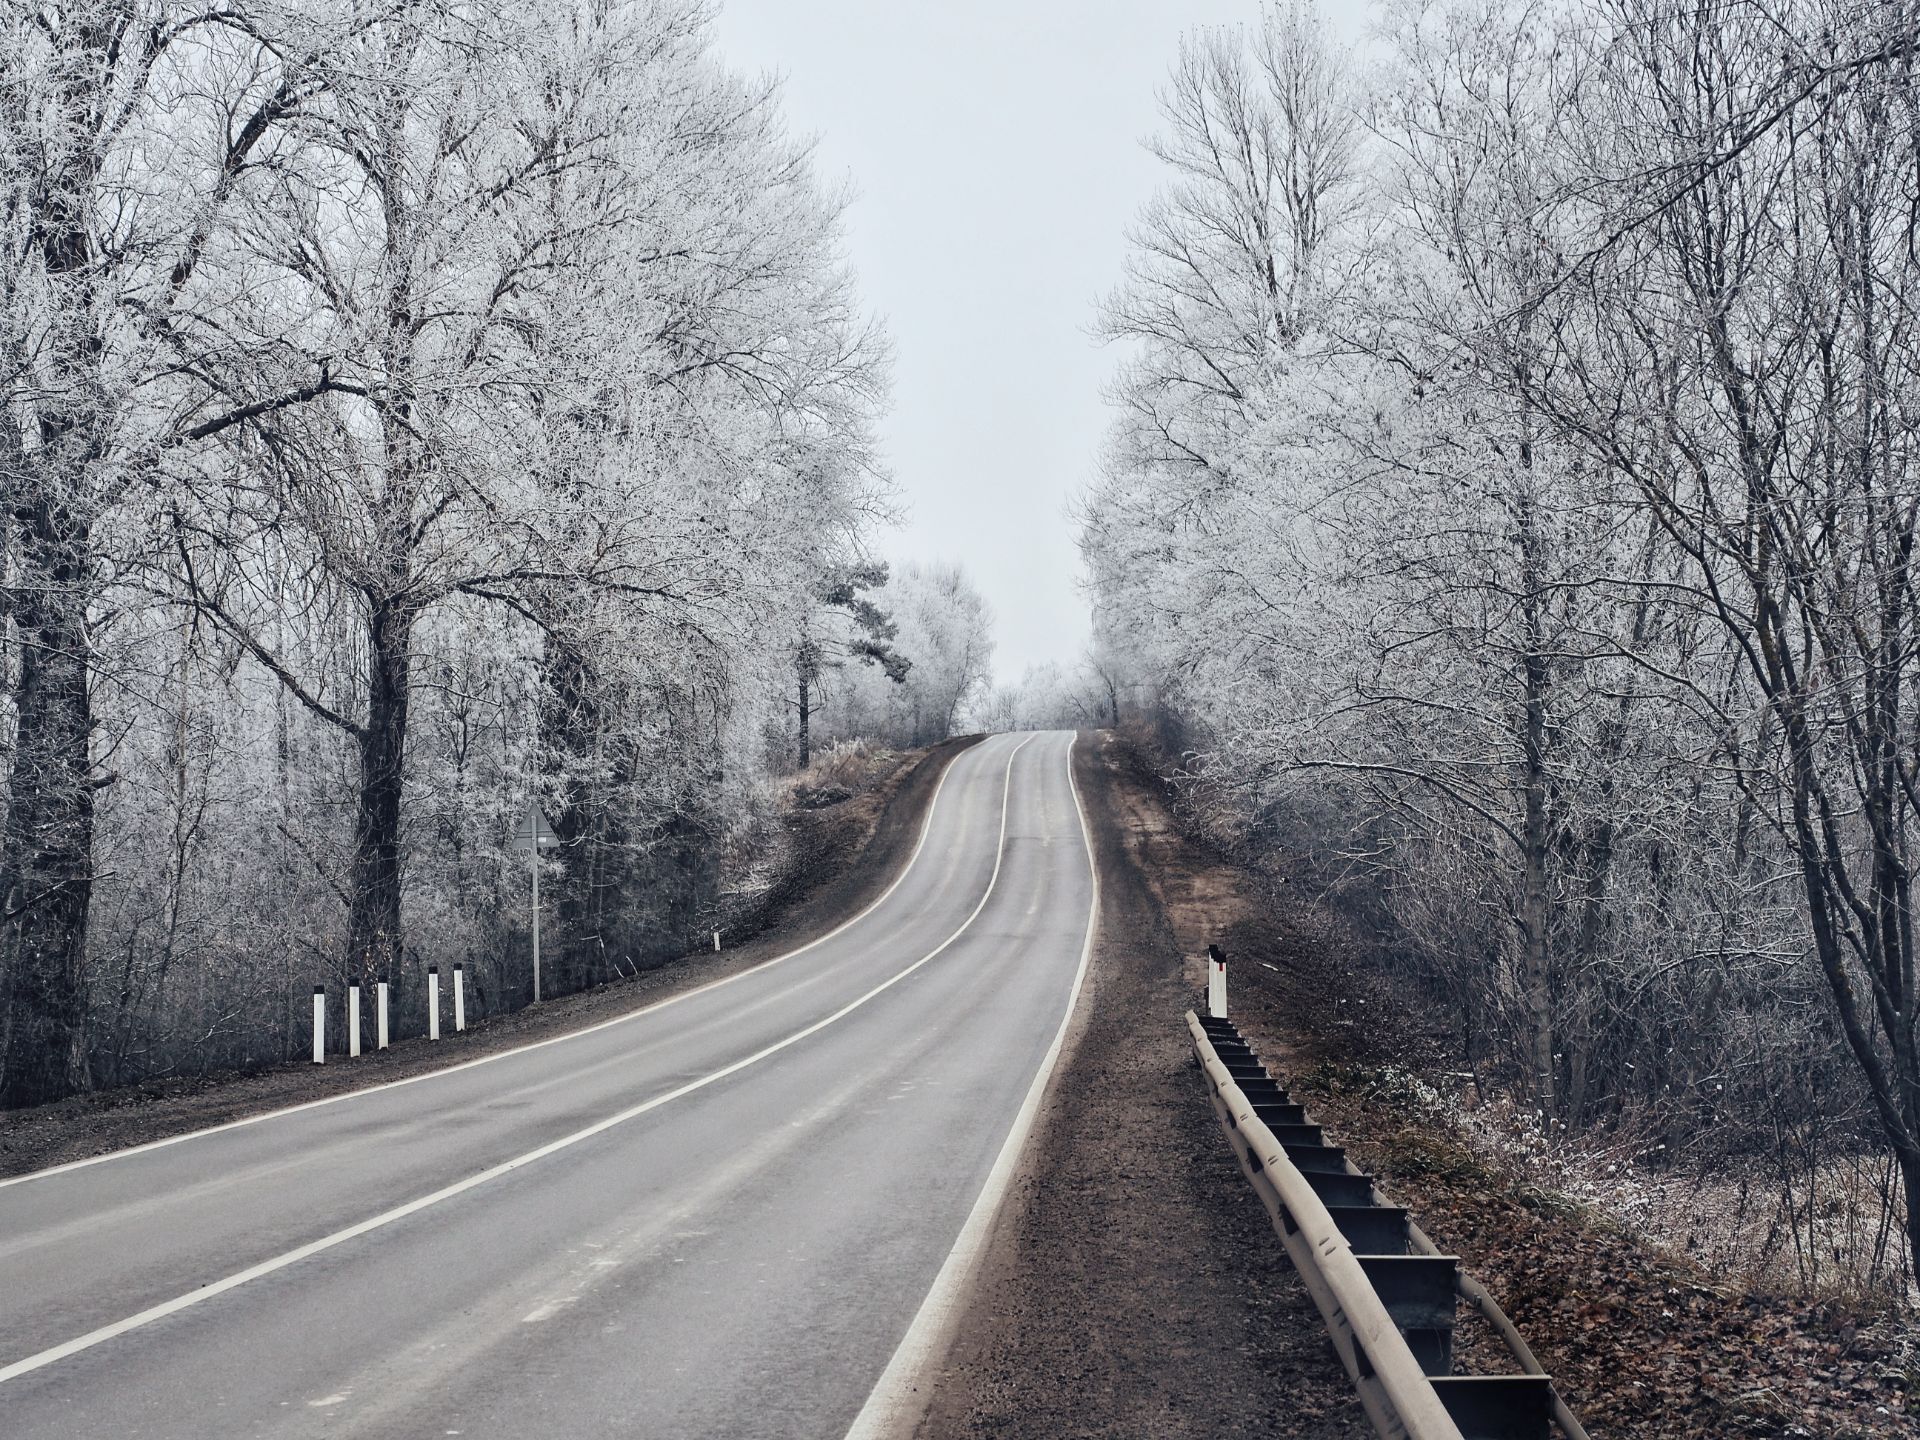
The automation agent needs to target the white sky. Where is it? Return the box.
[712,0,1370,683]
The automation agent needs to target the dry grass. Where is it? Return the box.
[784,738,899,807]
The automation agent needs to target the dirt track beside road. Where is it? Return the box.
[913,730,1368,1439]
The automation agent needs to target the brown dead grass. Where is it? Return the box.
[1104,727,1917,1439]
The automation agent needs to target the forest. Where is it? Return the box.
[0,0,998,1109]
[1081,0,1920,1293]
[12,0,1920,1310]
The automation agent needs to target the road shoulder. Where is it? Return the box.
[910,729,1367,1438]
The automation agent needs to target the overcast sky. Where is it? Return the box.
[711,1,1368,683]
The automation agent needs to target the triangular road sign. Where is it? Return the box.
[511,804,560,851]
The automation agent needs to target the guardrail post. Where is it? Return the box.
[1208,943,1228,1018]
[453,962,466,1032]
[377,980,390,1050]
[1187,1011,1473,1440]
[311,985,325,1064]
[348,983,361,1058]
[428,965,440,1041]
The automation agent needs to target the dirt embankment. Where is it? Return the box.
[920,730,1914,1440]
[0,734,983,1182]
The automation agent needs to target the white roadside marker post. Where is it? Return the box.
[377,981,390,1050]
[348,983,361,1058]
[511,804,559,1004]
[312,985,325,1064]
[453,962,466,1032]
[713,929,721,953]
[1207,943,1228,1019]
[428,965,441,1041]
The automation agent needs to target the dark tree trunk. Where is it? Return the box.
[540,634,628,995]
[1905,1157,1920,1292]
[1,26,111,1106]
[345,604,413,987]
[797,676,812,769]
[659,804,718,947]
[1514,438,1556,1119]
[0,510,96,1108]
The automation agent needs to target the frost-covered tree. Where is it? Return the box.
[792,560,908,768]
[1084,0,1920,1287]
[0,0,364,1104]
[2,0,889,1099]
[820,560,994,748]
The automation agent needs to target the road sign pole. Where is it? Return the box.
[512,803,556,1005]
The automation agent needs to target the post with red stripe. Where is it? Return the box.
[1207,943,1228,1020]
[428,965,441,1041]
[312,985,326,1064]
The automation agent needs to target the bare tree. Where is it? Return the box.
[1085,0,1920,1287]
[2,0,894,1099]
[0,0,353,1104]
[1511,0,1920,1275]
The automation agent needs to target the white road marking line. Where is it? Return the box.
[843,729,1102,1440]
[0,736,1037,1388]
[0,737,999,1193]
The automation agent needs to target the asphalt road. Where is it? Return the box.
[0,730,1096,1439]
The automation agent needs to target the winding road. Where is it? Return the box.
[0,730,1096,1439]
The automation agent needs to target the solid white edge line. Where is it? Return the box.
[0,735,1038,1388]
[841,728,1102,1440]
[0,736,997,1194]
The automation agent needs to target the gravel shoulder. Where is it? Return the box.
[0,733,983,1181]
[916,728,1914,1439]
[913,729,1368,1439]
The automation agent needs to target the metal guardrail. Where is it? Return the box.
[1188,1009,1590,1440]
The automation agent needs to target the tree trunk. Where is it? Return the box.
[0,513,96,1107]
[1519,766,1555,1117]
[797,676,811,769]
[1903,1152,1920,1293]
[345,604,413,988]
[540,635,628,995]
[1,22,111,1107]
[1515,436,1556,1119]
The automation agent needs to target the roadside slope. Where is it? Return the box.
[0,733,984,1181]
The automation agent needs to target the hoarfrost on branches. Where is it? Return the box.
[0,0,965,1103]
[1082,0,1920,1292]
